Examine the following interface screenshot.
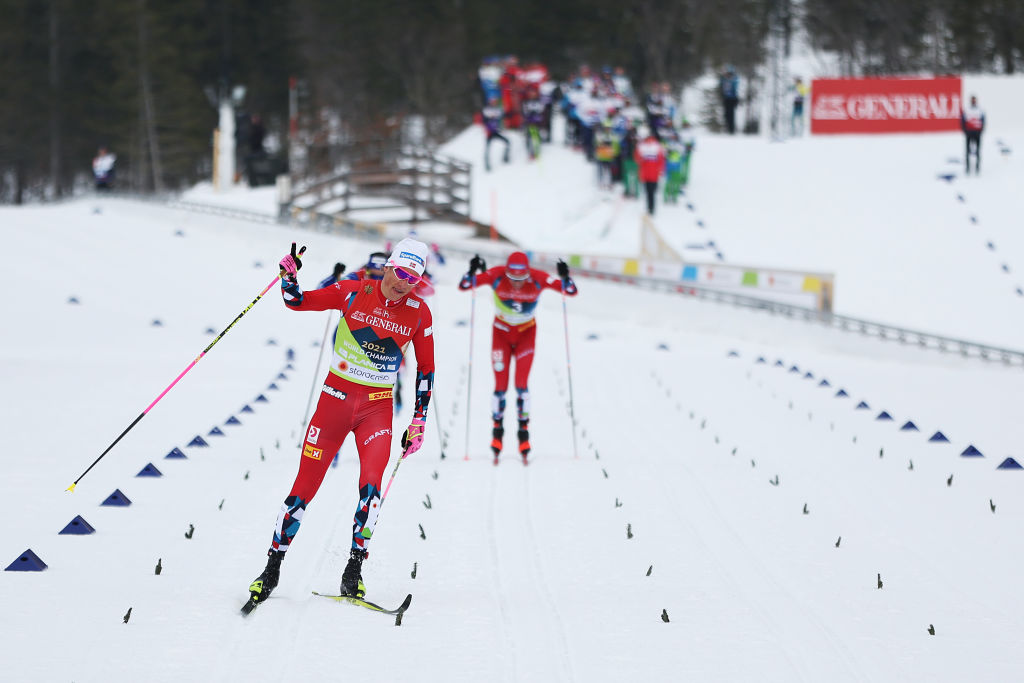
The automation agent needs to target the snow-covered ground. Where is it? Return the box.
[3,87,1024,682]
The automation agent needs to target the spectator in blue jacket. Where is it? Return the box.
[720,67,740,134]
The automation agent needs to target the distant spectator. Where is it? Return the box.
[720,67,740,135]
[678,119,696,187]
[593,121,619,190]
[499,57,523,130]
[248,114,266,154]
[791,77,808,136]
[429,242,446,266]
[482,96,511,172]
[539,80,559,142]
[92,147,116,191]
[619,124,640,199]
[521,85,545,160]
[660,82,678,128]
[612,66,634,101]
[635,127,665,215]
[478,57,503,105]
[961,94,985,175]
[663,139,684,204]
[579,92,602,161]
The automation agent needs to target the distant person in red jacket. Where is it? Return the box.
[960,95,985,175]
[458,252,578,464]
[635,127,665,215]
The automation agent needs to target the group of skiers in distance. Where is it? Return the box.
[478,56,695,216]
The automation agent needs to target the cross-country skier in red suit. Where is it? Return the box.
[459,251,577,464]
[247,238,434,609]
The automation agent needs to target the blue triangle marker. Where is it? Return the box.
[727,350,739,358]
[5,549,47,571]
[819,379,831,387]
[208,426,225,437]
[656,343,669,351]
[165,447,187,459]
[136,463,163,477]
[267,383,279,390]
[255,394,269,403]
[803,372,814,379]
[240,405,254,414]
[997,458,1023,470]
[835,389,849,398]
[225,416,242,426]
[277,372,289,380]
[187,435,209,447]
[876,411,893,421]
[151,319,163,327]
[266,338,278,346]
[101,489,132,506]
[59,515,96,535]
[855,401,870,409]
[67,296,80,304]
[285,363,295,370]
[929,431,950,443]
[205,327,216,334]
[774,360,784,367]
[900,421,919,432]
[960,445,984,457]
[789,365,800,373]
[756,357,766,364]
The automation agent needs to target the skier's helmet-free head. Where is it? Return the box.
[505,251,531,281]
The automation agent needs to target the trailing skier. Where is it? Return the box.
[459,252,578,464]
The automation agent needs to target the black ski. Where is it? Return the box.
[240,597,261,616]
[312,591,413,616]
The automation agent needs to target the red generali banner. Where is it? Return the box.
[810,77,962,134]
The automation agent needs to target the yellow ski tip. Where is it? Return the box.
[65,483,76,493]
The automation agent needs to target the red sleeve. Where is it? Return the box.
[289,279,361,312]
[411,303,435,377]
[535,268,577,296]
[477,267,501,287]
[460,266,501,290]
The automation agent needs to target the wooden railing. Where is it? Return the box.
[287,146,472,225]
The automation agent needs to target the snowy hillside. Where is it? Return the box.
[4,95,1024,682]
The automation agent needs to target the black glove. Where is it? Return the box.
[332,262,346,279]
[557,259,570,280]
[469,254,486,275]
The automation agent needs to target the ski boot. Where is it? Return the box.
[491,420,504,465]
[247,549,284,607]
[517,420,531,464]
[340,548,368,598]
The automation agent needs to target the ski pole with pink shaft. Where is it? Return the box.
[66,252,302,492]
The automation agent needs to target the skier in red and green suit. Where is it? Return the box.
[459,251,577,463]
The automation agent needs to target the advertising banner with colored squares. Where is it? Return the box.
[811,77,962,134]
[526,250,834,311]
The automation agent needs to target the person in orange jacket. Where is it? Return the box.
[635,126,665,215]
